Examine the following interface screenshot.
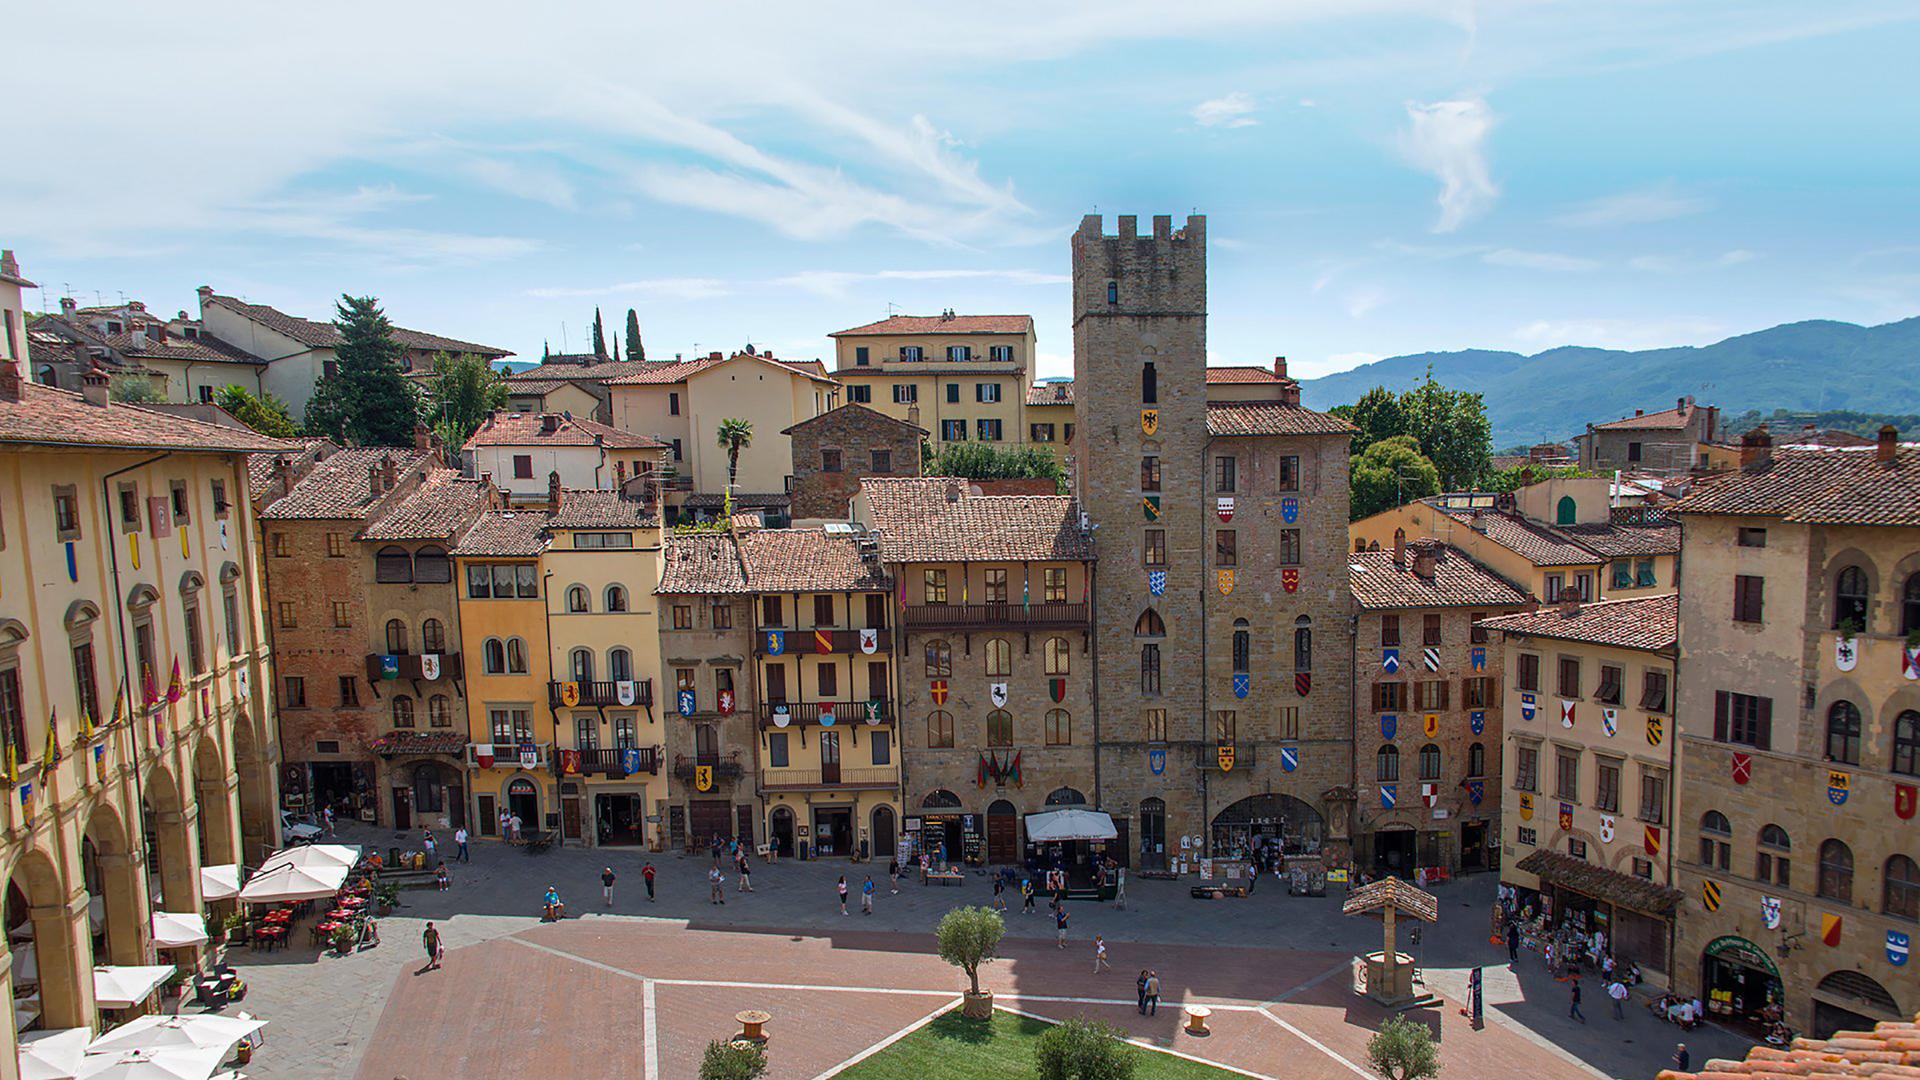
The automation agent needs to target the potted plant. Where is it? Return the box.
[223,912,249,945]
[375,882,400,915]
[936,906,1005,1019]
[330,925,357,955]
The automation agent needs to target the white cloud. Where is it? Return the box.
[1397,97,1498,233]
[1345,286,1388,318]
[1482,248,1599,272]
[1192,92,1259,129]
[526,278,730,301]
[1510,317,1730,352]
[1627,249,1760,273]
[1553,183,1712,228]
[775,268,1069,298]
[1717,249,1757,266]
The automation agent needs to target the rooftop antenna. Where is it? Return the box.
[886,302,900,317]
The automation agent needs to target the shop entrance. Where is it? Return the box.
[688,799,732,849]
[505,778,539,834]
[1138,798,1167,871]
[1460,821,1489,871]
[1373,827,1416,874]
[390,787,412,831]
[770,807,795,857]
[1210,793,1324,858]
[812,807,853,858]
[597,794,646,846]
[1701,936,1783,1034]
[985,800,1020,863]
[919,790,964,864]
[309,762,357,817]
[871,806,896,860]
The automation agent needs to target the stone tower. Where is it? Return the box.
[1073,214,1210,865]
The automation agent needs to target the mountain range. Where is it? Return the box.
[1298,316,1920,447]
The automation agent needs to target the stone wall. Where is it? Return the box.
[659,597,759,845]
[788,405,923,521]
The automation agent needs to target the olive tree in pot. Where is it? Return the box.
[937,906,1005,1019]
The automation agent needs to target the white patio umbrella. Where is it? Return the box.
[1023,808,1119,842]
[74,1047,225,1080]
[13,940,36,982]
[237,862,347,904]
[91,966,176,1010]
[257,845,359,873]
[198,866,240,903]
[149,914,207,951]
[85,1015,264,1059]
[18,1027,91,1080]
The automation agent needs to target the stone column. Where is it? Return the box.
[31,889,97,1031]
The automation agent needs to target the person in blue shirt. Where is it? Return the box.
[543,885,563,921]
[862,877,876,915]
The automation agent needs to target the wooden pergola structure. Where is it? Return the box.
[1342,876,1439,1006]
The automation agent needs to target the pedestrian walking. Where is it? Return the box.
[643,861,656,902]
[1055,905,1069,948]
[422,830,437,865]
[1136,970,1150,1014]
[888,857,900,894]
[1506,923,1521,965]
[508,814,522,841]
[1608,978,1629,1020]
[454,826,470,863]
[1673,1045,1690,1073]
[992,876,1007,912]
[1093,935,1110,974]
[322,805,335,837]
[709,866,726,905]
[1144,971,1161,1016]
[1569,978,1586,1023]
[602,866,617,906]
[737,852,754,892]
[421,922,441,971]
[1022,878,1035,914]
[837,875,850,916]
[862,876,875,914]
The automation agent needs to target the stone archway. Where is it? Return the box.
[193,736,238,870]
[142,762,200,913]
[82,802,146,965]
[6,849,90,1029]
[231,714,273,863]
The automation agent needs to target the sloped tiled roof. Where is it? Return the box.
[1341,877,1439,922]
[1554,521,1682,557]
[1479,594,1678,652]
[1348,545,1529,610]
[106,330,263,365]
[206,295,509,357]
[1205,401,1354,438]
[258,448,432,521]
[781,401,926,437]
[1446,511,1606,567]
[1671,444,1920,527]
[1027,382,1074,406]
[1590,402,1703,431]
[1205,366,1286,384]
[860,477,1092,563]
[737,529,891,592]
[1516,849,1683,914]
[0,376,287,454]
[451,509,550,557]
[1660,1010,1920,1079]
[547,489,659,531]
[607,351,839,387]
[658,533,748,595]
[248,438,334,502]
[830,314,1032,337]
[503,358,656,384]
[462,410,664,451]
[504,379,567,395]
[357,471,491,542]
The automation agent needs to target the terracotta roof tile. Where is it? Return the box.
[451,509,550,557]
[205,295,509,357]
[1591,403,1704,431]
[503,358,657,384]
[606,351,838,386]
[105,330,263,365]
[1205,400,1355,437]
[1479,594,1679,652]
[681,492,789,511]
[247,438,333,502]
[1027,382,1074,406]
[1341,877,1439,922]
[737,529,891,592]
[462,410,664,451]
[546,489,660,531]
[1348,544,1529,609]
[781,402,926,437]
[357,471,491,541]
[1671,444,1920,527]
[0,377,287,454]
[1445,511,1606,567]
[1555,521,1682,557]
[859,477,1093,563]
[658,533,748,594]
[830,314,1033,337]
[258,448,434,521]
[1515,848,1683,914]
[1205,366,1286,384]
[1661,1014,1920,1080]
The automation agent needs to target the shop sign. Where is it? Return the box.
[1704,935,1779,979]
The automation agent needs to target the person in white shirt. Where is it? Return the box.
[1607,979,1629,1020]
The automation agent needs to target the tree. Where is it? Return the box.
[214,385,300,438]
[1334,385,1409,456]
[591,307,607,359]
[697,1038,766,1080]
[928,443,1067,493]
[716,418,754,513]
[625,309,645,363]
[1366,1016,1440,1080]
[1351,435,1441,520]
[1482,463,1599,494]
[109,375,168,404]
[302,295,420,446]
[936,906,1005,1004]
[1401,368,1491,490]
[425,352,508,458]
[1034,1017,1138,1080]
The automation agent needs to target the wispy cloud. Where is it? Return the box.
[775,268,1068,298]
[1345,286,1388,318]
[1397,97,1498,233]
[1553,183,1712,228]
[526,278,730,300]
[1482,248,1600,272]
[1628,249,1758,273]
[1192,92,1259,128]
[1511,316,1729,351]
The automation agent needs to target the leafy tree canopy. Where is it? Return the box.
[109,375,167,404]
[424,352,508,459]
[303,295,420,446]
[1481,463,1601,494]
[214,385,300,438]
[928,443,1066,493]
[1367,1016,1440,1080]
[936,906,1005,995]
[1034,1017,1138,1080]
[1351,435,1441,520]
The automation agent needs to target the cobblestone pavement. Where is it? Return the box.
[203,822,1752,1079]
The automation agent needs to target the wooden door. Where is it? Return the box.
[819,731,841,784]
[562,796,583,840]
[689,799,732,845]
[985,801,1019,863]
[391,787,412,831]
[736,804,756,848]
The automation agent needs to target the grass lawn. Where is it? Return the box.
[837,1008,1241,1079]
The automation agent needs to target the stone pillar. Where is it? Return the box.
[92,852,149,965]
[150,807,203,914]
[0,939,20,1080]
[195,771,239,867]
[31,890,97,1031]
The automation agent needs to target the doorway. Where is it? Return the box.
[562,796,583,841]
[309,761,356,816]
[1139,798,1167,871]
[1460,821,1489,871]
[597,794,646,846]
[771,807,795,858]
[390,787,413,831]
[506,778,539,833]
[1374,827,1416,874]
[986,800,1019,863]
[820,731,841,785]
[689,799,732,849]
[872,805,896,860]
[813,807,852,857]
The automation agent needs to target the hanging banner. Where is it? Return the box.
[1470,647,1487,671]
[475,744,496,768]
[1518,793,1533,821]
[1141,409,1159,436]
[1380,714,1397,740]
[1148,748,1166,775]
[859,628,878,654]
[1231,673,1249,699]
[1148,570,1166,596]
[1423,713,1439,738]
[1382,648,1400,673]
[814,629,834,654]
[1896,783,1916,821]
[1821,913,1843,947]
[560,682,581,707]
[1559,700,1576,728]
[621,748,641,776]
[716,687,734,715]
[1466,779,1483,805]
[1835,636,1858,672]
[819,707,837,727]
[1420,782,1437,809]
[772,705,791,728]
[1905,647,1920,681]
[1422,647,1439,671]
[1599,815,1616,843]
[1048,677,1067,703]
[557,749,581,775]
[1294,672,1310,697]
[379,655,400,680]
[1143,495,1161,522]
[518,745,538,769]
[695,765,714,792]
[1889,931,1910,967]
[1558,802,1573,831]
[1602,708,1618,737]
[865,700,882,725]
[1646,716,1665,746]
[1644,825,1663,857]
[677,689,696,716]
[1828,770,1850,806]
[1216,497,1235,523]
[1379,784,1396,809]
[1702,880,1722,912]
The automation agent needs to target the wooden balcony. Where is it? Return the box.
[757,700,892,728]
[547,679,655,709]
[573,747,660,777]
[758,767,897,792]
[753,627,893,656]
[901,602,1088,630]
[1194,743,1257,770]
[670,753,746,783]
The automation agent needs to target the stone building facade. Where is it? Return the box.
[1350,539,1527,878]
[658,533,761,851]
[1575,397,1719,476]
[783,403,925,523]
[1668,429,1919,1038]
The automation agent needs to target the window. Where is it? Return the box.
[70,640,99,725]
[324,532,346,558]
[766,732,790,768]
[1544,573,1565,602]
[870,729,891,766]
[507,637,528,673]
[976,419,1002,441]
[1377,745,1400,781]
[608,648,633,682]
[812,595,836,626]
[820,449,842,473]
[1714,691,1772,748]
[871,449,892,473]
[1213,710,1237,746]
[483,638,506,674]
[900,346,923,362]
[1421,613,1442,646]
[117,483,141,531]
[1554,748,1579,800]
[385,618,408,654]
[1414,680,1448,710]
[1818,839,1854,902]
[223,585,242,656]
[1698,811,1731,869]
[671,439,682,461]
[990,345,1013,362]
[516,565,538,597]
[1627,441,1642,463]
[1825,700,1862,764]
[1278,456,1300,491]
[277,601,296,629]
[1280,529,1301,566]
[1737,527,1767,548]
[1381,615,1401,647]
[392,696,415,728]
[613,716,636,748]
[1140,361,1155,402]
[1568,839,1589,860]
[984,569,1009,604]
[1611,561,1633,590]
[1419,743,1442,780]
[183,598,204,675]
[1885,855,1920,922]
[1733,575,1765,622]
[1463,677,1493,708]
[940,419,966,441]
[1214,456,1236,493]
[711,603,733,630]
[330,601,351,628]
[339,675,359,707]
[467,565,491,599]
[283,676,306,707]
[1372,681,1408,711]
[1757,824,1791,886]
[413,545,450,583]
[1294,617,1312,670]
[895,384,919,405]
[571,648,595,683]
[512,454,533,479]
[1635,560,1656,587]
[1904,575,1920,636]
[1030,423,1054,443]
[376,546,413,583]
[272,532,291,557]
[1896,711,1920,776]
[922,569,949,604]
[1467,742,1486,778]
[1044,637,1070,676]
[984,638,1011,676]
[1595,759,1621,813]
[1231,621,1250,674]
[1514,744,1538,791]
[976,382,1001,403]
[1557,656,1581,697]
[566,585,590,613]
[1640,669,1670,712]
[1595,665,1623,705]
[1278,706,1301,740]
[668,392,680,416]
[1145,708,1167,743]
[854,346,870,366]
[52,486,80,540]
[1045,709,1071,746]
[490,708,533,745]
[761,596,785,626]
[1135,608,1165,637]
[815,664,836,697]
[925,640,952,677]
[1215,530,1237,568]
[1555,495,1576,525]
[1834,565,1869,629]
[1043,568,1066,603]
[1144,530,1166,568]
[1638,767,1667,825]
[1140,456,1160,492]
[848,384,871,403]
[1471,612,1489,644]
[927,711,954,748]
[986,710,1013,747]
[603,585,628,613]
[1140,645,1161,694]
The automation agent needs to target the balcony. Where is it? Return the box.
[547,679,655,709]
[670,753,746,783]
[753,627,893,656]
[759,767,897,792]
[758,700,892,728]
[1194,743,1257,770]
[363,652,464,684]
[466,741,550,769]
[573,746,660,777]
[902,602,1089,630]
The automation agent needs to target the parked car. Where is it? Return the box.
[281,811,322,844]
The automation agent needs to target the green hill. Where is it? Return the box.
[1300,316,1920,446]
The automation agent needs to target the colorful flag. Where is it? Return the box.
[1821,912,1844,947]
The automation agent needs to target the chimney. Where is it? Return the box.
[709,351,722,362]
[80,363,110,407]
[59,297,77,317]
[0,359,22,403]
[0,250,18,280]
[368,465,382,498]
[539,413,560,434]
[1392,529,1406,567]
[1634,409,1644,417]
[1877,424,1898,464]
[413,422,432,452]
[1411,541,1437,581]
[1557,593,1581,617]
[1468,508,1487,533]
[195,285,213,314]
[548,471,563,512]
[381,455,398,491]
[1739,426,1773,470]
[1273,356,1288,380]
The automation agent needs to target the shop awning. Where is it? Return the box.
[238,862,348,904]
[91,967,175,1010]
[1515,848,1683,915]
[198,865,239,903]
[1023,808,1117,842]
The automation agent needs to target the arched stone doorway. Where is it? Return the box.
[403,761,465,831]
[871,805,897,861]
[919,790,964,864]
[142,763,199,913]
[6,850,88,1029]
[230,714,273,862]
[82,803,144,964]
[504,777,540,834]
[1812,970,1902,1038]
[770,807,796,858]
[1209,793,1325,857]
[986,800,1020,864]
[193,736,237,869]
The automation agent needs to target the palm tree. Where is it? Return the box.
[716,418,754,516]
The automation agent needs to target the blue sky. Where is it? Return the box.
[6,1,1918,383]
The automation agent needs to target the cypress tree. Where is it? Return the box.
[625,309,645,363]
[302,295,419,446]
[591,307,607,358]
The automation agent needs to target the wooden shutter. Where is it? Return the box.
[1757,696,1773,750]
[1714,690,1729,742]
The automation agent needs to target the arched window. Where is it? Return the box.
[506,637,528,674]
[1700,810,1731,870]
[414,544,451,584]
[385,618,408,655]
[1418,743,1442,780]
[1886,854,1920,922]
[1140,644,1161,694]
[605,585,629,612]
[1377,745,1399,781]
[927,711,955,749]
[483,637,507,674]
[1141,361,1157,404]
[421,618,446,654]
[569,648,594,683]
[1826,700,1862,764]
[1894,711,1920,776]
[608,647,633,683]
[566,585,590,613]
[984,638,1011,677]
[1043,637,1070,676]
[1555,496,1576,525]
[1905,574,1920,636]
[922,789,961,809]
[1818,838,1854,902]
[986,710,1013,747]
[1834,565,1869,629]
[1757,824,1791,886]
[925,639,952,677]
[375,545,413,583]
[428,694,451,728]
[1232,618,1250,674]
[1045,709,1071,746]
[391,696,415,728]
[1468,742,1486,777]
[1045,787,1087,806]
[1294,616,1312,671]
[1135,609,1165,637]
